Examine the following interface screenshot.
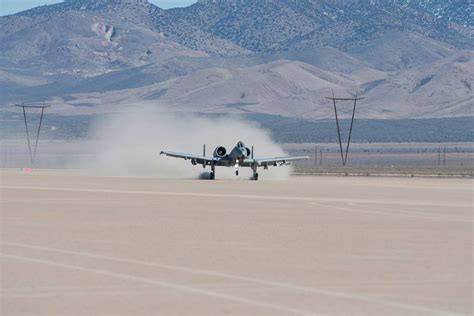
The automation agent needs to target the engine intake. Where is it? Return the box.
[213,146,227,158]
[245,147,251,157]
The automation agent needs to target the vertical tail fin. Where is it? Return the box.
[251,146,254,159]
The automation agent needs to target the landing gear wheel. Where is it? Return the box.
[235,170,239,176]
[210,172,215,180]
[253,173,259,181]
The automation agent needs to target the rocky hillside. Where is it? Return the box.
[0,0,207,73]
[1,0,472,69]
[0,0,472,120]
[161,0,472,54]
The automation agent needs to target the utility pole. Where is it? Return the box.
[15,102,50,166]
[325,91,363,166]
[443,146,446,167]
[437,146,441,167]
[314,145,317,167]
[320,147,323,165]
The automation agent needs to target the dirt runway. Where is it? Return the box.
[1,170,472,315]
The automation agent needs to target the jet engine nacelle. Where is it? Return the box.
[213,146,227,158]
[245,147,251,157]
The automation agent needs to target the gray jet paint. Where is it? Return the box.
[160,141,308,180]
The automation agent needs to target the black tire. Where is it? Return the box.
[210,172,215,180]
[235,170,239,176]
[253,173,259,181]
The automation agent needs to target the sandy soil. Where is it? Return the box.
[1,170,472,315]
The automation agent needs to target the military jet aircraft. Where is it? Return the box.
[160,141,308,180]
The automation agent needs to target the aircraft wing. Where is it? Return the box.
[241,156,309,167]
[160,151,217,165]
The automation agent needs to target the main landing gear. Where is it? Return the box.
[252,164,259,181]
[208,165,258,180]
[210,164,216,180]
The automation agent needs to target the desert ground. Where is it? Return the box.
[0,170,472,315]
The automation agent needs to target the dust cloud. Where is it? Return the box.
[81,107,291,180]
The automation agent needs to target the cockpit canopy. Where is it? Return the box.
[237,141,245,148]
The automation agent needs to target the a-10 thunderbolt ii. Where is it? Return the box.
[160,141,308,180]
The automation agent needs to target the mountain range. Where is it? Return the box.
[0,0,472,122]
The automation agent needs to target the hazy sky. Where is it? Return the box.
[0,0,198,16]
